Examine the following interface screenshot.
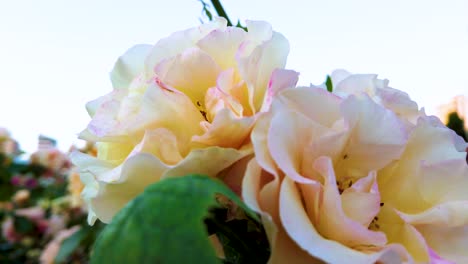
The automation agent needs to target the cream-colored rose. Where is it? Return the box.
[72,18,298,224]
[243,84,468,263]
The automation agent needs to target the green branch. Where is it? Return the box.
[210,0,233,26]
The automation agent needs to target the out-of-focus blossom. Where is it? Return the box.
[68,171,84,208]
[0,127,20,156]
[39,226,80,264]
[13,189,30,204]
[31,148,71,174]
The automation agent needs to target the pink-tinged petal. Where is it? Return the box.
[242,158,265,213]
[84,94,127,139]
[191,108,255,149]
[260,69,299,112]
[280,177,408,264]
[70,151,116,182]
[237,32,289,113]
[298,181,322,227]
[154,47,221,106]
[144,17,227,78]
[81,80,205,150]
[376,86,419,120]
[397,201,468,227]
[91,153,169,223]
[241,159,316,264]
[313,157,387,247]
[197,27,247,70]
[275,87,342,128]
[268,228,322,264]
[334,73,379,98]
[110,44,152,89]
[417,225,468,263]
[242,158,280,223]
[204,86,226,120]
[418,159,468,204]
[245,20,273,43]
[428,247,456,264]
[207,69,246,118]
[301,128,349,180]
[268,110,328,184]
[130,128,183,165]
[122,81,204,154]
[337,95,407,178]
[341,171,381,227]
[251,112,279,177]
[377,205,430,262]
[163,146,250,178]
[419,114,468,152]
[330,69,352,85]
[379,119,466,213]
[258,171,281,225]
[85,90,127,118]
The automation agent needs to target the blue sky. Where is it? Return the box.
[1,0,467,153]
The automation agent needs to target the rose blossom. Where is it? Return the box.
[242,79,468,263]
[71,17,298,224]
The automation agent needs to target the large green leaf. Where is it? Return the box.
[91,175,259,264]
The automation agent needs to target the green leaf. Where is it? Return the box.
[325,75,333,92]
[91,175,259,264]
[55,227,90,263]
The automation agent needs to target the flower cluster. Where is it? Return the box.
[0,134,99,264]
[73,19,468,263]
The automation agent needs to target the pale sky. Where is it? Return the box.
[1,0,467,153]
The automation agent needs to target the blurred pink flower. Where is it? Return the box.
[40,226,80,264]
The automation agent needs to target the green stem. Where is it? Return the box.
[210,0,233,26]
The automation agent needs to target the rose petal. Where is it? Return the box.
[237,31,289,113]
[280,177,409,263]
[341,172,381,227]
[260,69,299,112]
[313,157,387,247]
[377,205,430,262]
[268,110,328,184]
[110,44,152,89]
[91,153,168,223]
[192,108,255,149]
[197,26,247,70]
[337,94,407,178]
[145,17,227,77]
[417,224,468,263]
[251,111,279,177]
[163,146,250,178]
[154,47,221,106]
[275,87,342,128]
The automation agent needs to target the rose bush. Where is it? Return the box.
[71,17,298,224]
[242,75,468,263]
